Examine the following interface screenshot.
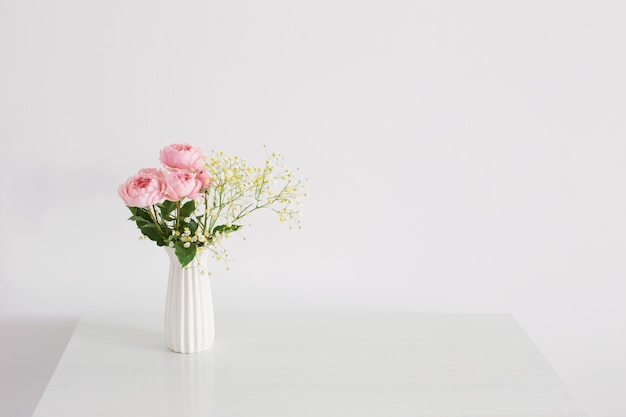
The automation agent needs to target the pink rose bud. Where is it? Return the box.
[163,170,202,201]
[118,168,166,208]
[160,143,206,172]
[196,170,213,190]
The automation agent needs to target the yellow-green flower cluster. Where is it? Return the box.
[204,150,307,232]
[169,227,206,248]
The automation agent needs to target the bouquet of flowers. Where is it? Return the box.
[118,143,305,267]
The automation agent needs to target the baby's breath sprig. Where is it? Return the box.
[205,149,307,232]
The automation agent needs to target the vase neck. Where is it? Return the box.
[164,247,211,269]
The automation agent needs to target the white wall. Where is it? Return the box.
[1,1,625,416]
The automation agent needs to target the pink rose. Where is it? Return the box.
[163,170,202,201]
[160,143,206,172]
[118,168,166,208]
[196,170,213,190]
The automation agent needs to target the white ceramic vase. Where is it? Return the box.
[164,247,215,353]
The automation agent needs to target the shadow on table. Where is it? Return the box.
[0,316,79,417]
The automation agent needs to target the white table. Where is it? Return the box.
[32,313,589,417]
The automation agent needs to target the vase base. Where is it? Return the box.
[166,339,214,354]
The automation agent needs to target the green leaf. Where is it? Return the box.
[213,224,242,234]
[179,200,196,219]
[157,200,177,217]
[174,241,196,267]
[128,215,151,224]
[187,220,199,234]
[127,206,166,246]
[140,225,165,246]
[128,207,152,222]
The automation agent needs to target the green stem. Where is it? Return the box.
[208,183,225,234]
[203,193,209,234]
[148,206,166,237]
[175,201,181,230]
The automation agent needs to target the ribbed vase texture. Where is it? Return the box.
[164,248,215,353]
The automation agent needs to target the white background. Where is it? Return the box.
[1,1,624,416]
